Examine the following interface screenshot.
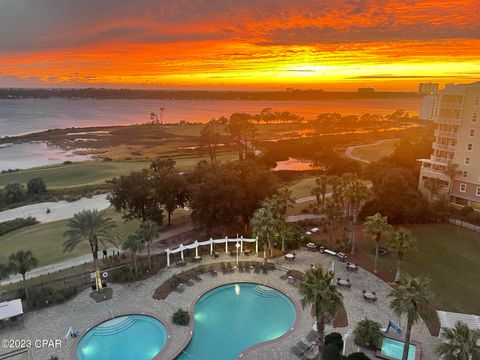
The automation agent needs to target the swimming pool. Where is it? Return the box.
[379,337,417,360]
[76,314,168,360]
[177,283,296,360]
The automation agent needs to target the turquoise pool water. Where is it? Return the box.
[381,337,416,360]
[177,283,296,360]
[77,314,167,360]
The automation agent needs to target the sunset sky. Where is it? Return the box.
[0,0,479,91]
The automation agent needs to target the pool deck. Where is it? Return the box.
[0,249,440,359]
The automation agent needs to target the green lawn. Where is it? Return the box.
[0,153,237,189]
[0,208,141,266]
[359,223,480,313]
[285,176,332,199]
[351,139,399,163]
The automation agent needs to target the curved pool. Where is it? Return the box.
[178,283,296,360]
[77,314,168,360]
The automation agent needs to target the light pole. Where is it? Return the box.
[235,241,240,267]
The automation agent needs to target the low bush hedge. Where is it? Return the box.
[172,309,189,326]
[0,217,39,236]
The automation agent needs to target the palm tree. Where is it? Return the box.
[354,318,383,349]
[363,213,392,274]
[122,230,145,276]
[443,163,459,199]
[323,198,344,244]
[268,189,295,252]
[389,227,416,283]
[8,251,38,301]
[389,276,435,360]
[138,221,159,271]
[250,206,277,264]
[298,267,343,360]
[329,176,343,203]
[311,175,329,208]
[343,179,369,255]
[437,321,480,360]
[64,210,118,291]
[423,177,443,201]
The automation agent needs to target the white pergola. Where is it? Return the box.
[165,236,258,267]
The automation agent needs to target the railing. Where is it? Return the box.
[439,102,463,109]
[431,156,451,164]
[432,143,456,152]
[435,116,462,125]
[434,129,458,139]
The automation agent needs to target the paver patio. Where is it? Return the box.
[0,249,439,359]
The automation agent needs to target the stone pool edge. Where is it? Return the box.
[166,280,302,360]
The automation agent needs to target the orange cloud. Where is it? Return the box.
[0,0,478,89]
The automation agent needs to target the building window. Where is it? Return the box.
[470,129,475,137]
[473,112,478,123]
[477,187,480,196]
[468,144,473,151]
[475,96,480,106]
[460,183,467,192]
[462,171,468,178]
[465,157,471,165]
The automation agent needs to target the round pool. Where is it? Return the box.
[178,283,296,360]
[77,314,168,360]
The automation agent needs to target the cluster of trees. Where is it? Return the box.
[310,110,414,136]
[0,250,38,302]
[307,174,369,254]
[0,178,47,205]
[360,130,454,224]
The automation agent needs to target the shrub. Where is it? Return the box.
[27,178,47,194]
[460,205,474,216]
[172,309,189,326]
[466,212,480,225]
[347,352,371,360]
[324,343,343,360]
[110,267,134,282]
[325,332,344,351]
[169,275,181,289]
[354,319,383,349]
[27,286,78,309]
[0,217,39,236]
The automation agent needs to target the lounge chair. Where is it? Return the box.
[306,330,319,344]
[238,262,245,273]
[226,262,234,273]
[220,262,228,274]
[296,341,313,355]
[290,345,307,359]
[262,265,268,274]
[193,274,202,282]
[208,265,217,277]
[254,264,261,274]
[244,262,251,273]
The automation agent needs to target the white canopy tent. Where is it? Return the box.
[0,299,24,327]
[165,236,258,267]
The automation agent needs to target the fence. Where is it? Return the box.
[0,252,169,306]
[449,218,480,233]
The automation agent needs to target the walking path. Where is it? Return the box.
[0,222,193,286]
[345,138,399,164]
[0,194,110,224]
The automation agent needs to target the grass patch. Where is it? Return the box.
[0,207,140,266]
[350,139,399,163]
[359,223,480,313]
[285,176,332,199]
[0,153,237,189]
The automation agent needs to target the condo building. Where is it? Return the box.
[418,81,480,209]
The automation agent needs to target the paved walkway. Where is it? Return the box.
[344,138,399,164]
[0,249,439,360]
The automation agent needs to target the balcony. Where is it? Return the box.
[434,116,462,125]
[434,129,458,139]
[432,143,456,152]
[439,102,463,109]
[430,156,452,164]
